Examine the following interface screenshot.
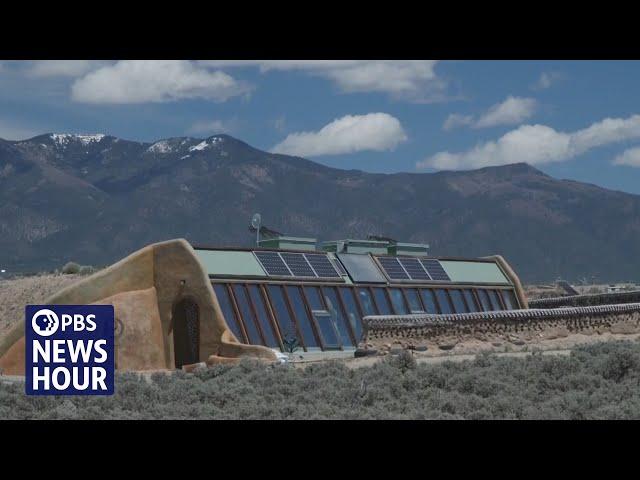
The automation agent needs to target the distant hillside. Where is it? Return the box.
[2,132,640,282]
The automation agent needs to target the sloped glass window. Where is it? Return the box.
[404,288,424,313]
[247,285,279,348]
[339,287,364,342]
[420,289,438,313]
[372,288,392,315]
[267,285,302,350]
[286,286,319,348]
[231,284,262,345]
[477,289,492,311]
[357,288,377,316]
[463,289,480,312]
[449,289,468,313]
[488,290,503,310]
[303,286,340,348]
[304,286,324,310]
[500,290,518,310]
[388,288,408,315]
[435,289,452,314]
[322,287,354,347]
[213,284,245,343]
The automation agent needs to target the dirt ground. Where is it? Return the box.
[0,274,81,338]
[345,332,640,368]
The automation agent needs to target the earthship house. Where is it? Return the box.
[0,235,529,374]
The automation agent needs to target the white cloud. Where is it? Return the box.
[443,113,474,131]
[613,147,640,167]
[474,96,538,128]
[71,60,251,104]
[272,113,407,157]
[187,119,236,135]
[27,60,100,78]
[443,96,537,131]
[417,114,640,171]
[200,60,446,102]
[532,71,563,90]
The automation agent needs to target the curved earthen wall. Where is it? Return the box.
[0,238,277,375]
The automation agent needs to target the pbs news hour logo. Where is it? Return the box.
[26,305,115,395]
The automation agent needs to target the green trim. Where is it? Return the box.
[196,250,267,277]
[440,260,510,285]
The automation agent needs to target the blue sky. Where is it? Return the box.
[2,60,640,194]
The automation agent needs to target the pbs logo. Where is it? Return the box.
[31,309,60,337]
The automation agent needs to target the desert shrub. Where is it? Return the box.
[3,340,640,420]
[387,349,417,372]
[78,265,95,276]
[61,262,80,274]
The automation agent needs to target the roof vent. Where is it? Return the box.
[320,237,429,256]
[258,236,317,251]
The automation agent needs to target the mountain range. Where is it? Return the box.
[2,132,640,283]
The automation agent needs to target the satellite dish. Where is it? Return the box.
[251,213,262,246]
[251,213,262,230]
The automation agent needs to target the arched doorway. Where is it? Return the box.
[172,298,200,368]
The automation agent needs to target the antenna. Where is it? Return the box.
[251,213,262,246]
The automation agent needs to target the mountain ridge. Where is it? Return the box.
[2,132,639,283]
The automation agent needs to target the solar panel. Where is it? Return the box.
[304,253,341,278]
[280,252,315,277]
[254,251,291,277]
[332,258,347,276]
[377,257,410,280]
[421,259,451,281]
[398,257,431,280]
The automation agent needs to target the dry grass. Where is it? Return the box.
[0,274,81,338]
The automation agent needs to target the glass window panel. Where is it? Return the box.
[372,288,392,315]
[488,290,503,310]
[247,285,279,348]
[285,286,318,348]
[463,289,480,312]
[404,288,424,313]
[339,288,364,343]
[302,286,340,348]
[435,289,452,314]
[357,288,377,316]
[449,289,468,313]
[420,289,438,313]
[500,290,518,310]
[213,284,245,343]
[322,287,354,347]
[477,289,492,311]
[313,311,340,348]
[303,286,324,310]
[231,284,262,345]
[388,288,408,315]
[267,285,301,348]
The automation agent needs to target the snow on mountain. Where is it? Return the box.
[50,133,106,147]
[188,136,223,152]
[147,140,173,154]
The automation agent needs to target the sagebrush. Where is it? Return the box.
[2,341,640,420]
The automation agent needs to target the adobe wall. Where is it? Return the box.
[484,254,529,308]
[0,238,277,375]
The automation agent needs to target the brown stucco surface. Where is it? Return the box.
[0,238,277,375]
[485,254,528,308]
